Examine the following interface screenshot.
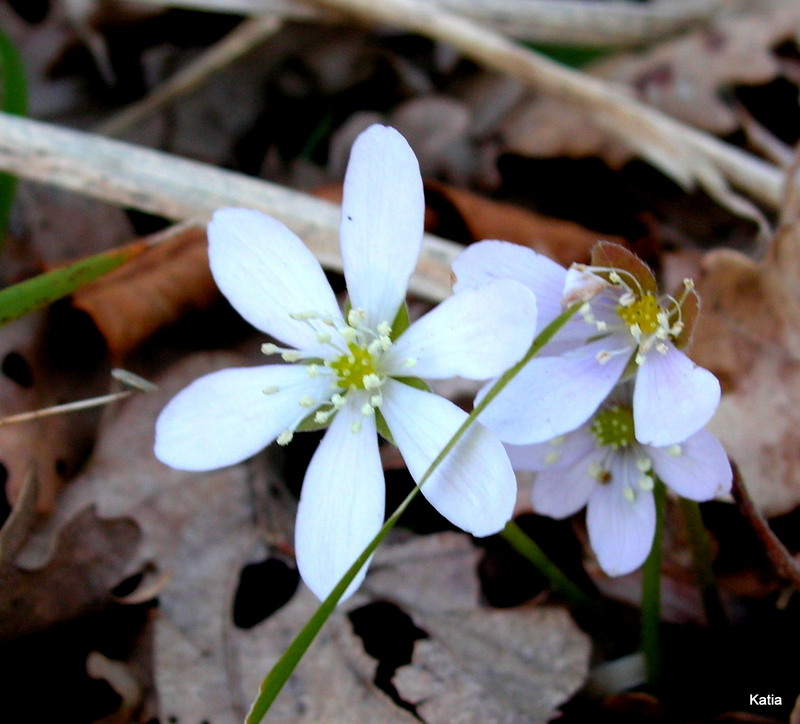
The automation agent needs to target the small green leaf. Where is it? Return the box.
[390,302,411,340]
[0,245,141,328]
[392,375,430,393]
[375,408,394,445]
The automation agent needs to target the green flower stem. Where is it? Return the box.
[501,520,595,609]
[245,302,584,722]
[641,478,665,686]
[679,497,727,627]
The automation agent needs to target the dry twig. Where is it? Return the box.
[132,0,731,45]
[0,113,458,302]
[300,0,783,226]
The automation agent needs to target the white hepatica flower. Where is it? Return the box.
[507,391,732,576]
[155,124,539,601]
[453,240,720,448]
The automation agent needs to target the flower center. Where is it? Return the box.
[329,342,381,390]
[617,293,660,335]
[591,406,635,449]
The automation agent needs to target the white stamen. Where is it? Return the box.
[403,357,417,368]
[623,486,636,502]
[638,475,655,491]
[370,394,383,407]
[361,403,375,416]
[299,396,315,408]
[363,373,381,390]
[262,386,280,395]
[317,331,331,344]
[307,365,320,378]
[377,321,392,336]
[331,394,345,409]
[544,451,561,465]
[290,311,316,321]
[350,420,363,434]
[261,343,279,355]
[277,430,293,446]
[348,308,366,326]
[340,327,357,344]
[667,444,682,457]
[282,351,302,363]
[314,410,332,424]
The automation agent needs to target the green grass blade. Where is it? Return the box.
[0,245,141,327]
[0,26,28,245]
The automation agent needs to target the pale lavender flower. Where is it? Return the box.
[507,389,732,576]
[154,125,538,600]
[453,240,720,448]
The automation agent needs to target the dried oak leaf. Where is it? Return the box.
[0,505,140,641]
[15,351,291,722]
[691,194,800,516]
[364,534,591,724]
[71,222,217,360]
[502,0,800,158]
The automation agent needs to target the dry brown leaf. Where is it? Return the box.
[424,180,627,267]
[365,534,590,724]
[592,4,799,136]
[0,505,140,641]
[0,312,110,514]
[502,0,800,170]
[690,190,800,516]
[71,222,218,359]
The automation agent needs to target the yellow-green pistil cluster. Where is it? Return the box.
[589,405,655,501]
[590,405,635,449]
[261,308,415,444]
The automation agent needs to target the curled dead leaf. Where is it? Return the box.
[71,222,217,360]
[691,179,800,516]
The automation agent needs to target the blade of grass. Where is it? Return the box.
[0,242,146,328]
[0,26,28,246]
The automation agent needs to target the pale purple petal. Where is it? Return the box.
[475,338,632,445]
[586,454,656,576]
[648,428,732,500]
[531,447,605,519]
[634,342,721,446]
[384,280,537,380]
[155,364,329,471]
[506,425,597,472]
[452,240,566,331]
[294,398,385,602]
[340,125,425,329]
[380,380,516,536]
[208,208,343,352]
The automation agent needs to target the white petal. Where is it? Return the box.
[649,429,732,500]
[634,343,721,446]
[506,425,597,472]
[531,447,604,519]
[451,240,567,331]
[294,398,384,602]
[340,125,425,329]
[385,280,537,380]
[155,364,329,471]
[586,454,656,576]
[380,380,516,536]
[208,208,343,351]
[475,338,632,444]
